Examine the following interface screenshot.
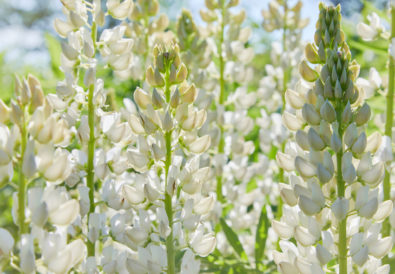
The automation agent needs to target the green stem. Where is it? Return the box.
[18,105,27,237]
[164,64,175,274]
[336,104,347,274]
[383,7,395,238]
[87,83,95,257]
[216,2,226,204]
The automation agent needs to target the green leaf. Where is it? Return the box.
[255,205,269,268]
[348,39,388,56]
[44,33,62,77]
[219,218,249,264]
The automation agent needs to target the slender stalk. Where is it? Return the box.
[276,0,288,220]
[86,14,97,257]
[216,1,226,204]
[87,83,95,257]
[336,104,347,274]
[383,7,395,237]
[164,64,175,274]
[18,105,27,237]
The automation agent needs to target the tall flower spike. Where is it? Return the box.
[274,3,392,273]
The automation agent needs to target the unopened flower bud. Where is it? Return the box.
[299,195,321,215]
[355,103,371,126]
[134,87,151,109]
[316,244,332,265]
[351,132,367,154]
[285,89,304,109]
[144,184,160,202]
[317,163,332,183]
[182,84,197,104]
[305,43,320,64]
[302,103,321,125]
[295,156,315,178]
[331,197,349,220]
[295,130,310,150]
[358,197,378,219]
[0,99,10,123]
[320,100,336,123]
[170,88,180,108]
[344,122,358,148]
[176,63,188,83]
[189,135,211,154]
[61,42,79,60]
[299,60,319,82]
[84,67,96,87]
[308,127,325,150]
[162,111,173,132]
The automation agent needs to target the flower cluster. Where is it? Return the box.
[274,3,392,273]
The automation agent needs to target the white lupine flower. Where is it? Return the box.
[357,13,385,41]
[181,249,200,274]
[0,228,14,258]
[20,234,35,273]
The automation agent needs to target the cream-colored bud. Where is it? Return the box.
[342,164,356,184]
[144,184,160,202]
[21,79,31,105]
[344,122,358,148]
[152,144,165,161]
[227,0,239,8]
[272,220,293,239]
[299,60,319,82]
[355,103,371,126]
[70,11,85,28]
[285,89,304,109]
[54,18,73,38]
[282,111,303,131]
[276,152,294,172]
[279,183,298,206]
[0,99,10,123]
[351,132,367,154]
[162,111,173,132]
[182,84,197,104]
[122,184,145,204]
[366,132,381,153]
[134,87,151,109]
[342,101,352,125]
[205,0,218,10]
[299,195,321,215]
[323,77,333,99]
[317,163,332,183]
[10,101,22,126]
[330,132,341,153]
[369,237,393,259]
[373,200,393,222]
[200,9,217,22]
[170,88,180,108]
[352,246,369,266]
[316,244,332,265]
[128,114,145,134]
[320,100,336,123]
[84,67,96,87]
[311,181,325,207]
[27,75,44,110]
[152,88,164,109]
[61,42,79,60]
[295,226,316,246]
[334,80,342,98]
[107,0,133,20]
[189,135,211,154]
[358,197,378,219]
[194,194,215,215]
[176,63,188,83]
[146,66,165,87]
[295,156,315,178]
[302,103,321,125]
[331,197,349,220]
[126,227,148,245]
[361,162,384,186]
[295,130,310,150]
[307,127,325,150]
[305,43,320,64]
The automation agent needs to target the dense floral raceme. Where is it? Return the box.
[0,0,394,273]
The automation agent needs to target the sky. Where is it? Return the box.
[0,0,324,68]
